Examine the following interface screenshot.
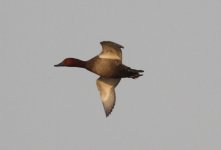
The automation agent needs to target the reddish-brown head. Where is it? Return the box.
[54,58,86,68]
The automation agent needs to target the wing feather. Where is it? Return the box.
[96,77,121,117]
[99,41,123,61]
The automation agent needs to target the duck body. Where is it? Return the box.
[55,41,143,117]
[85,56,142,79]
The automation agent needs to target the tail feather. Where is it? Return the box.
[125,67,144,79]
[118,64,144,79]
[131,69,144,79]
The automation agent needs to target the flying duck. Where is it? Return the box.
[54,41,144,117]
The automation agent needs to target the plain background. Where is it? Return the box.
[0,0,221,149]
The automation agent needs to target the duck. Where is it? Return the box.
[54,41,144,117]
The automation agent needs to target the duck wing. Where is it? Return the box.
[96,77,121,117]
[99,41,124,62]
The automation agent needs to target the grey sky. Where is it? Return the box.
[0,0,221,149]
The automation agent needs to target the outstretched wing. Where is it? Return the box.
[96,77,121,117]
[99,41,124,62]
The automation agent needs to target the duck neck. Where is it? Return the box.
[70,58,86,68]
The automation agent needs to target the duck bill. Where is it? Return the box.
[54,62,63,67]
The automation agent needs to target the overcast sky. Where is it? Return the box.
[1,0,221,150]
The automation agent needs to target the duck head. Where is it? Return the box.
[54,58,86,68]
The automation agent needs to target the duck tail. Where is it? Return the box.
[123,66,144,79]
[130,69,144,79]
[118,64,144,79]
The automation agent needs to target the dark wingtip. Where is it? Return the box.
[100,41,124,49]
[105,112,111,117]
[104,107,114,118]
